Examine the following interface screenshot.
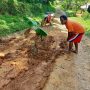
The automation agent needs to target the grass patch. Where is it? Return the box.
[0,15,33,36]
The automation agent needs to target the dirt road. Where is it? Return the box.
[0,18,68,90]
[43,21,90,90]
[0,17,90,90]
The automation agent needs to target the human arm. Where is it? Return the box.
[67,32,75,41]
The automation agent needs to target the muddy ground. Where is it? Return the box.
[0,18,68,90]
[0,18,90,90]
[43,36,90,90]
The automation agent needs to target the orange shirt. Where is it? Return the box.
[65,20,85,34]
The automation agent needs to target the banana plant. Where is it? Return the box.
[24,16,47,40]
[23,16,38,29]
[23,16,38,37]
[35,28,47,41]
[24,16,47,55]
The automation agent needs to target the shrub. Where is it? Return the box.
[82,11,90,20]
[65,10,76,17]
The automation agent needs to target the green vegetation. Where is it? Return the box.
[0,0,55,37]
[35,28,47,40]
[0,15,28,36]
[70,12,90,37]
[59,0,90,37]
[66,10,76,17]
[0,0,90,37]
[60,0,86,16]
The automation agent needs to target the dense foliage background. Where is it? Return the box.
[0,0,90,37]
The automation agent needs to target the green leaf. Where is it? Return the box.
[23,16,38,27]
[35,28,47,36]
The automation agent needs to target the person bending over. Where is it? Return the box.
[60,15,85,53]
